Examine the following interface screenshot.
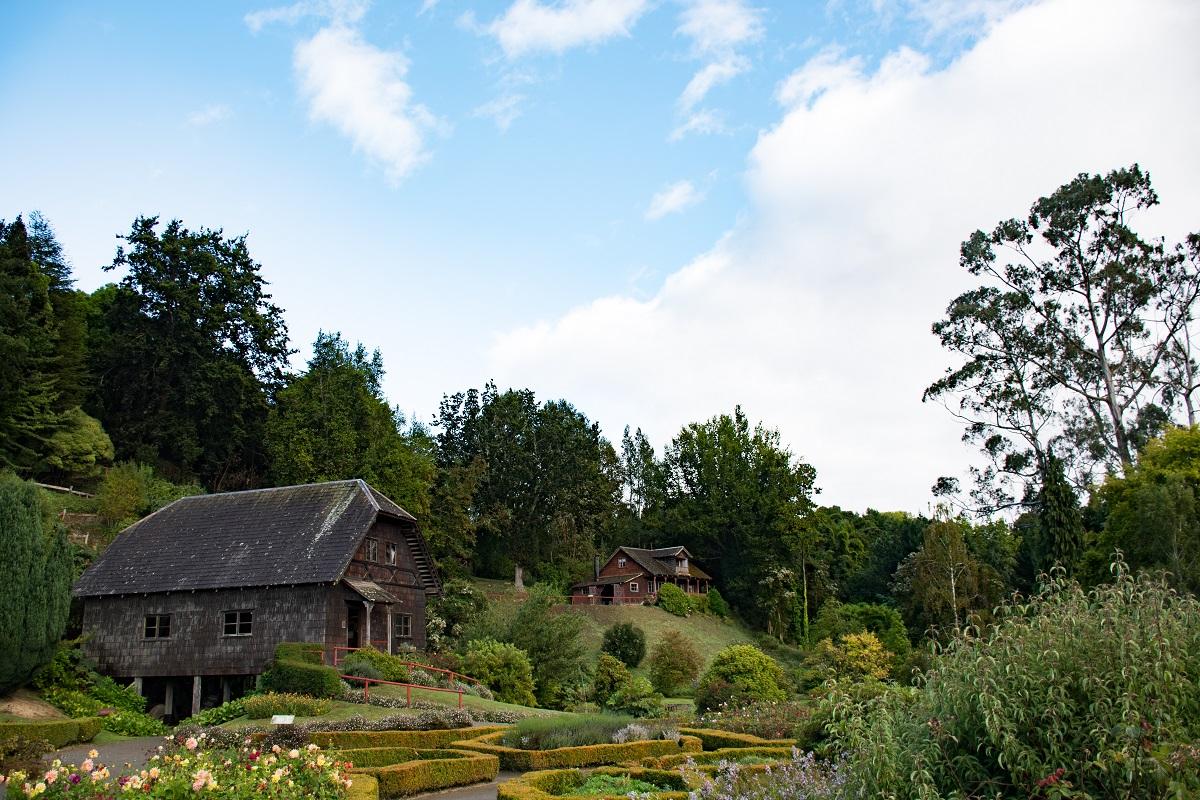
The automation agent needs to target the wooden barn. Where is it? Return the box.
[72,479,439,719]
[570,545,712,605]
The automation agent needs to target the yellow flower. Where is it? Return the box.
[88,750,99,759]
[32,782,47,796]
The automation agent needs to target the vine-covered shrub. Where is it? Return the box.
[462,639,536,706]
[829,564,1200,799]
[243,692,332,719]
[648,631,701,696]
[694,645,788,713]
[600,623,646,668]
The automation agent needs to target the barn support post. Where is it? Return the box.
[221,678,231,704]
[363,601,374,647]
[165,683,175,717]
[132,677,142,696]
[386,606,394,655]
[191,676,202,717]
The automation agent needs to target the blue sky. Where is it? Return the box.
[3,0,1198,511]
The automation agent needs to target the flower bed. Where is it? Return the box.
[451,731,701,771]
[498,767,691,800]
[0,736,353,800]
[309,726,505,750]
[639,746,796,770]
[677,728,795,750]
[0,719,102,749]
[350,749,498,798]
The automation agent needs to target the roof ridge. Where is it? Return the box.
[172,479,364,502]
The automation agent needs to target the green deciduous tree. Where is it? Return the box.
[507,584,588,708]
[648,630,702,696]
[0,476,72,693]
[600,622,646,668]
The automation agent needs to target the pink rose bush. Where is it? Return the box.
[0,734,352,800]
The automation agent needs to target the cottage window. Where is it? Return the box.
[617,557,627,568]
[630,582,639,593]
[397,614,412,638]
[223,610,253,636]
[364,538,379,562]
[587,586,595,596]
[143,614,171,639]
[385,542,397,565]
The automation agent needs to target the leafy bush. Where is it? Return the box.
[340,656,385,681]
[427,580,489,651]
[605,676,665,718]
[657,584,690,616]
[508,585,589,708]
[696,701,812,741]
[829,563,1200,799]
[591,654,632,706]
[259,650,343,699]
[648,631,702,695]
[463,639,537,706]
[808,600,910,663]
[102,709,169,736]
[695,645,788,713]
[705,588,730,617]
[601,622,646,668]
[0,719,101,749]
[574,773,667,795]
[88,675,146,713]
[0,736,53,778]
[339,647,410,681]
[275,642,325,665]
[802,631,893,687]
[176,698,246,727]
[243,692,332,719]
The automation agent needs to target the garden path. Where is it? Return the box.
[405,771,522,800]
[47,736,164,771]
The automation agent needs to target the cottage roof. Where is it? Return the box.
[344,578,401,604]
[73,479,436,597]
[613,546,713,581]
[570,573,642,588]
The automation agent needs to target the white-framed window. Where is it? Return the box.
[385,542,397,565]
[630,582,639,593]
[397,614,412,638]
[587,586,595,596]
[143,614,171,639]
[617,557,627,568]
[223,609,253,637]
[364,538,379,562]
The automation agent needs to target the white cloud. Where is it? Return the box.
[474,93,525,132]
[473,0,649,59]
[244,0,368,32]
[775,46,867,107]
[418,0,441,14]
[668,109,729,142]
[646,180,704,220]
[672,0,763,136]
[294,24,442,183]
[487,0,1200,512]
[186,104,231,126]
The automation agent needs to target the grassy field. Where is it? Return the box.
[373,684,563,716]
[222,699,417,729]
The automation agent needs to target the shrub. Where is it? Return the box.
[177,698,246,727]
[0,735,53,778]
[463,639,537,706]
[260,656,343,699]
[679,748,843,800]
[657,584,690,617]
[591,655,632,706]
[605,677,665,718]
[695,645,788,713]
[695,701,812,741]
[461,731,701,773]
[102,709,169,736]
[802,631,894,686]
[574,772,668,795]
[829,563,1200,799]
[808,600,910,663]
[275,642,325,665]
[341,656,385,681]
[498,767,690,800]
[310,726,504,750]
[705,588,730,618]
[353,748,499,797]
[600,622,646,668]
[500,714,637,750]
[508,585,588,708]
[648,631,701,695]
[243,692,332,719]
[0,718,102,748]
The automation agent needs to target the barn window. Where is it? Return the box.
[223,610,253,636]
[630,582,639,593]
[397,614,412,638]
[617,557,627,568]
[143,614,171,639]
[364,538,379,562]
[385,542,397,565]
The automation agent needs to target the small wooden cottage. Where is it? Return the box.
[570,545,712,605]
[73,479,439,719]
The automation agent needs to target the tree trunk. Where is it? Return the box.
[514,564,524,591]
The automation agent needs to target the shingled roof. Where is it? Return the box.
[613,546,713,581]
[74,479,432,597]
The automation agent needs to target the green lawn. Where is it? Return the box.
[221,700,419,729]
[372,684,563,716]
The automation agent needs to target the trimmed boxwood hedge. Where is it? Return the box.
[346,773,379,800]
[676,727,794,750]
[0,717,102,748]
[352,749,499,797]
[310,726,506,750]
[259,657,343,699]
[498,767,691,800]
[639,746,795,769]
[450,731,702,771]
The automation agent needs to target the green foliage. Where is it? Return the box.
[177,698,246,727]
[342,646,412,683]
[427,580,488,651]
[656,583,690,617]
[499,714,637,750]
[605,676,664,718]
[590,655,631,706]
[41,408,113,479]
[259,651,344,699]
[0,475,72,693]
[96,461,203,531]
[695,645,788,713]
[508,585,588,708]
[355,748,499,797]
[694,702,812,742]
[648,631,701,696]
[705,587,729,617]
[0,718,100,749]
[0,735,53,777]
[802,632,893,687]
[243,692,332,719]
[90,216,292,489]
[600,622,646,668]
[102,708,169,736]
[462,639,536,706]
[828,562,1200,799]
[808,600,910,664]
[460,729,698,772]
[573,773,666,795]
[274,641,325,665]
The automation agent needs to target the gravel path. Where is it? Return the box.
[47,737,165,771]
[403,771,522,800]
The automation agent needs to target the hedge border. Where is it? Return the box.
[450,731,702,771]
[311,726,505,750]
[677,728,795,750]
[498,766,692,800]
[639,745,796,769]
[347,773,379,800]
[351,749,498,797]
[0,718,103,748]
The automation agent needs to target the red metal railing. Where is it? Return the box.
[339,674,463,708]
[329,646,483,687]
